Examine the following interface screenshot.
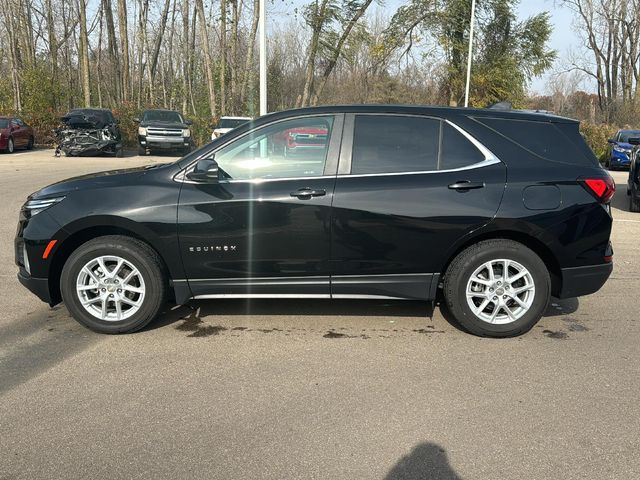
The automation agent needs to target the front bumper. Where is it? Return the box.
[610,151,631,167]
[557,263,613,298]
[17,270,52,304]
[139,135,191,150]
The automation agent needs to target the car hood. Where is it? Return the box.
[140,121,188,129]
[615,142,634,149]
[30,165,163,199]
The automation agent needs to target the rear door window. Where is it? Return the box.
[351,115,440,174]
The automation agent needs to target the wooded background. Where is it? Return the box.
[0,0,638,154]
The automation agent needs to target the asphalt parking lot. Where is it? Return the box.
[1,149,639,479]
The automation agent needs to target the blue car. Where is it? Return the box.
[606,129,640,170]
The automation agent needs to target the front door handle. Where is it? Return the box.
[290,188,327,199]
[448,180,485,191]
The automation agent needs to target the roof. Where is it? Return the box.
[259,104,578,124]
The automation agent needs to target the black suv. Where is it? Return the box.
[15,105,614,337]
[135,109,193,155]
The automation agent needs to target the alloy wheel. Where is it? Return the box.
[465,258,536,325]
[75,255,146,321]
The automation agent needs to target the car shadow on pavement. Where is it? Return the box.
[148,299,434,331]
[385,442,463,480]
[0,306,103,395]
[543,297,579,317]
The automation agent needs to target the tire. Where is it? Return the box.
[443,239,551,338]
[60,235,167,334]
[138,146,148,156]
[6,137,14,153]
[115,146,124,158]
[630,194,640,212]
[27,136,34,150]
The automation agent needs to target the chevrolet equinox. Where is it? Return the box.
[16,105,615,337]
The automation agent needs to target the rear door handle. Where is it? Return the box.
[448,180,485,191]
[290,188,327,199]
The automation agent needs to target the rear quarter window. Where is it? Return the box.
[440,123,485,169]
[474,117,599,167]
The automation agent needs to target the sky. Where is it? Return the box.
[516,0,582,94]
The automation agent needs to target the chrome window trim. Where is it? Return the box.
[175,113,342,184]
[174,116,502,185]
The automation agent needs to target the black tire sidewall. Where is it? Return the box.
[446,242,550,337]
[61,239,164,333]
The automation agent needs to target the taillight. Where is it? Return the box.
[580,176,615,203]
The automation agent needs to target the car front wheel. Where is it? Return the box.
[443,239,550,337]
[60,235,167,333]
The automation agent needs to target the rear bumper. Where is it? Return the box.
[17,270,52,305]
[557,263,613,299]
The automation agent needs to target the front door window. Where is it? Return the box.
[214,116,334,180]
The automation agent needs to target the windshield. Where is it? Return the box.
[143,110,183,123]
[218,118,249,129]
[0,119,8,128]
[68,109,115,125]
[618,131,640,143]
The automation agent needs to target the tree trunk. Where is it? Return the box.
[300,0,330,107]
[78,0,92,106]
[103,0,122,102]
[195,0,217,118]
[220,0,227,115]
[313,0,374,104]
[240,0,260,106]
[117,0,131,101]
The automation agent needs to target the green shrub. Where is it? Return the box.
[580,122,617,163]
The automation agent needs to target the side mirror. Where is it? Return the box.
[628,137,640,145]
[186,157,219,183]
[607,138,616,144]
[185,119,193,125]
[133,118,140,123]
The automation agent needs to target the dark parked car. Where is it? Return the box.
[16,105,614,337]
[627,140,640,212]
[135,109,193,155]
[605,129,640,170]
[0,116,34,153]
[55,108,123,157]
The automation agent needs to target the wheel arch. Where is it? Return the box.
[48,222,180,305]
[440,229,562,297]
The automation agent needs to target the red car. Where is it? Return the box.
[273,126,328,156]
[0,116,35,153]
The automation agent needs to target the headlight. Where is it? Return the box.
[23,196,65,217]
[138,127,147,136]
[182,129,191,137]
[613,145,629,153]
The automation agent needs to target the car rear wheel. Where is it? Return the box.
[60,235,167,333]
[5,137,14,153]
[630,194,640,212]
[443,239,550,337]
[27,136,34,150]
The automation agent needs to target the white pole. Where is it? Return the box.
[259,0,267,116]
[464,0,476,108]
